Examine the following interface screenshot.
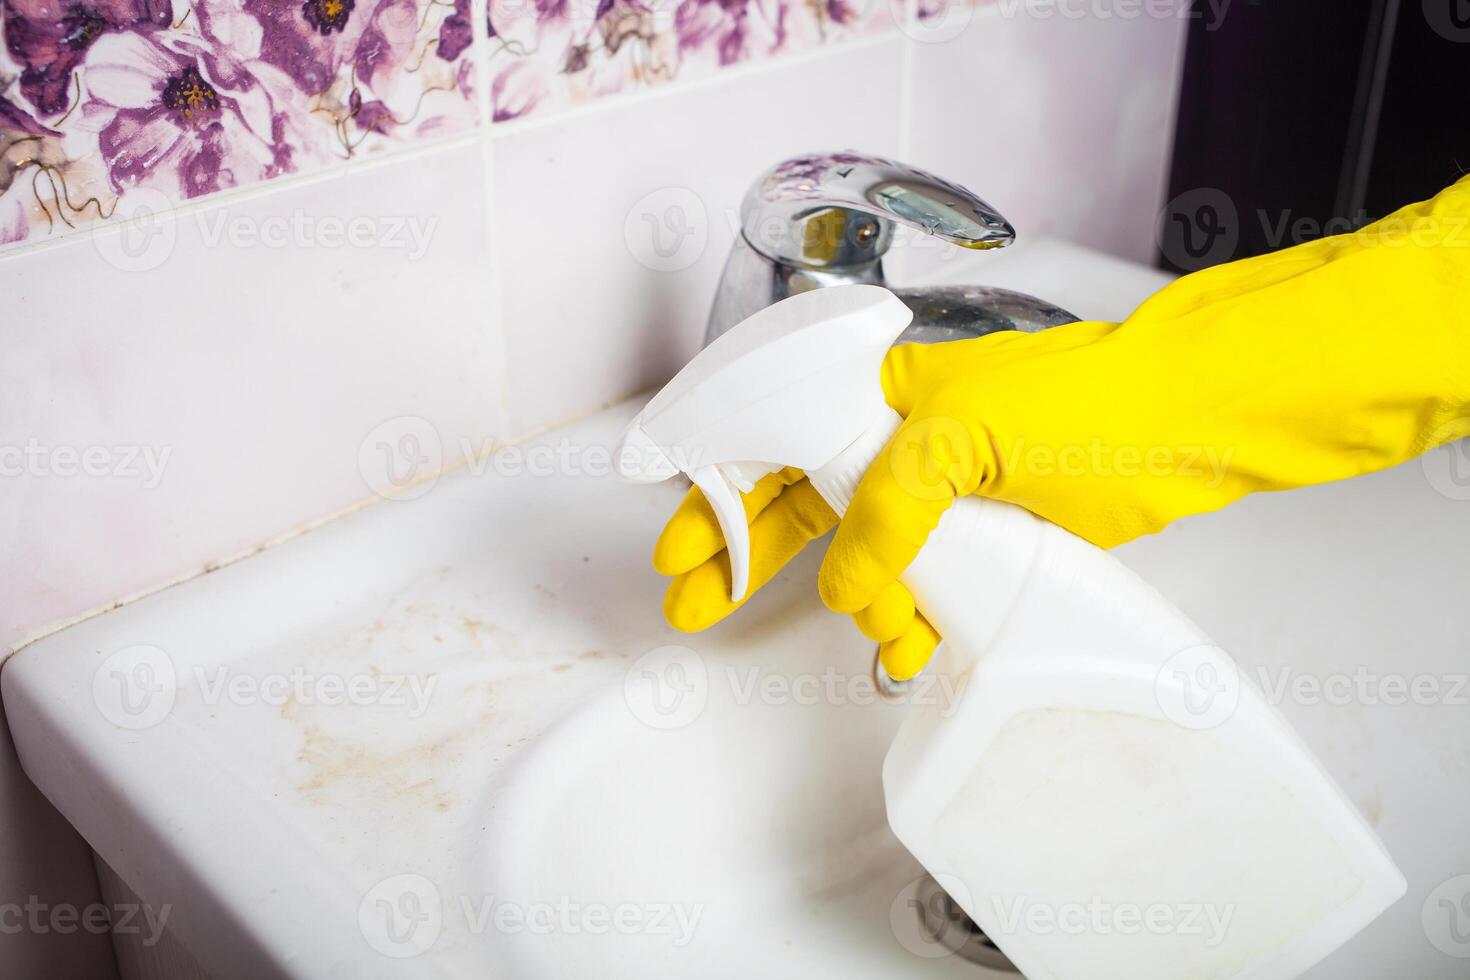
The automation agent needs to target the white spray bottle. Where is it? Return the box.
[619,284,1404,980]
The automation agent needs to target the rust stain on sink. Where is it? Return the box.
[291,702,490,810]
[258,567,629,815]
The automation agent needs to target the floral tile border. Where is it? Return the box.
[1,0,479,250]
[0,0,905,251]
[480,0,899,122]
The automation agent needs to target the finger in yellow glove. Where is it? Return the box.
[658,175,1470,680]
[654,467,836,630]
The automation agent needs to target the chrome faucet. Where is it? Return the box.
[706,152,1077,347]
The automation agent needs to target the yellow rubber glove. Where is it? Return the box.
[655,175,1470,679]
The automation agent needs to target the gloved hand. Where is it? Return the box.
[655,175,1470,679]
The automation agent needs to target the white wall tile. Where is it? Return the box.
[489,37,910,438]
[1,140,503,655]
[0,139,504,973]
[900,0,1187,269]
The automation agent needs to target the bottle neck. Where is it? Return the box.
[808,406,904,517]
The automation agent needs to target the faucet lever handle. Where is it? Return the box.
[739,152,1016,270]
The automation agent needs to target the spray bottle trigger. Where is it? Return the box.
[689,464,751,603]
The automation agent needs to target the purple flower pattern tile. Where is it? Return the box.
[1,0,897,249]
[480,0,896,121]
[0,0,478,248]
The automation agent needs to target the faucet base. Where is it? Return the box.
[892,285,1078,345]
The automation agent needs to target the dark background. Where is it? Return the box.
[1158,0,1470,272]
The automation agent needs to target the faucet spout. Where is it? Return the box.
[705,152,1067,347]
[737,152,1015,269]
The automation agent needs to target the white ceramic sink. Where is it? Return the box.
[481,634,982,980]
[5,240,1468,979]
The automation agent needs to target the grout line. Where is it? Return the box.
[469,0,515,441]
[1,383,656,664]
[899,0,917,161]
[0,27,906,267]
[469,0,496,131]
[0,127,482,265]
[1,493,383,662]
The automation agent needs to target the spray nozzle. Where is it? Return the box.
[618,285,913,603]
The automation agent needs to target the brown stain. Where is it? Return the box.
[295,722,461,807]
[280,650,610,820]
[273,581,609,812]
[290,677,501,807]
[462,616,490,645]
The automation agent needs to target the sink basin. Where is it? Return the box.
[4,240,1467,979]
[482,634,992,980]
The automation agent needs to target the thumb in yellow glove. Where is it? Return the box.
[656,174,1470,680]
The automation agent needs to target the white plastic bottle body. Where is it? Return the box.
[807,408,1406,980]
